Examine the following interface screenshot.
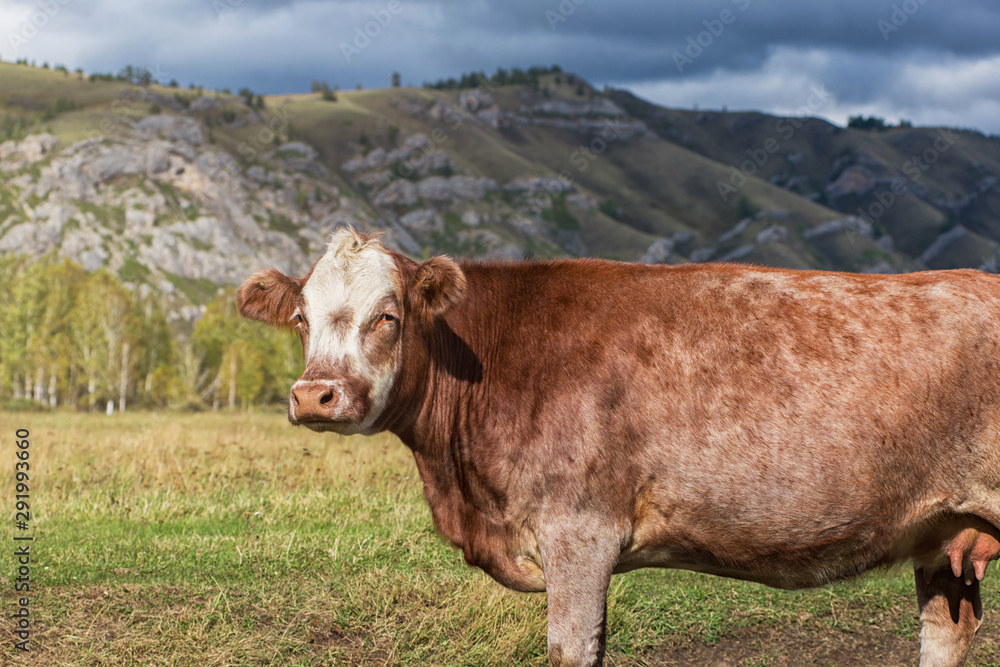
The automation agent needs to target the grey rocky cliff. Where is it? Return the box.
[0,120,376,323]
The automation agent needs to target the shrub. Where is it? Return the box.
[2,398,50,412]
[847,115,888,131]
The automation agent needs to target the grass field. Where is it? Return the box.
[1,411,999,666]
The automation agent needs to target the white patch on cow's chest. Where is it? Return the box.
[300,233,400,431]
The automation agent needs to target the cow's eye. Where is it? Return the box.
[376,313,398,328]
[291,313,304,327]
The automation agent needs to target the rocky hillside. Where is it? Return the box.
[2,63,998,329]
[606,88,1000,271]
[0,117,372,324]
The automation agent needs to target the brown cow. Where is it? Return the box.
[238,227,1000,667]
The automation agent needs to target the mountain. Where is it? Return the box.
[606,88,1000,270]
[2,62,999,329]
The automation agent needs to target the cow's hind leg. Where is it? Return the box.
[914,565,982,667]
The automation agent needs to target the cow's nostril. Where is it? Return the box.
[290,390,300,406]
[319,389,334,405]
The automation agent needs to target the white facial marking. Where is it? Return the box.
[300,228,400,432]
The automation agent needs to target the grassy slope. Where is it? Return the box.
[0,62,170,145]
[2,411,1000,666]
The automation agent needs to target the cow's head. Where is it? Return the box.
[237,227,465,434]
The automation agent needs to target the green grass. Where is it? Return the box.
[267,213,300,236]
[541,193,580,231]
[0,61,177,145]
[75,200,121,230]
[2,412,1000,666]
[118,258,150,283]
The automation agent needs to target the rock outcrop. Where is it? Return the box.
[0,123,374,323]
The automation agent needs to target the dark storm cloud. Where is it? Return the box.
[1,0,998,131]
[530,0,1000,81]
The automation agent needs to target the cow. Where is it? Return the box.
[237,226,1000,667]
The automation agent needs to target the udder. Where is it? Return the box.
[942,528,1000,584]
[913,521,1000,584]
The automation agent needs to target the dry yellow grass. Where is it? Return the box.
[1,411,998,666]
[0,411,549,666]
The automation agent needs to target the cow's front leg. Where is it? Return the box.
[540,522,620,667]
[914,565,983,667]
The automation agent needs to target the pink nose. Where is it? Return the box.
[290,381,341,422]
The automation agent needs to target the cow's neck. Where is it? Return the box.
[385,313,496,551]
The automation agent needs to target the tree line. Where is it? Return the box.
[423,65,562,90]
[847,115,913,131]
[0,255,301,412]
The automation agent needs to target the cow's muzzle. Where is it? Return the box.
[289,380,365,430]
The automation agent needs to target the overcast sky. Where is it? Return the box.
[2,0,999,133]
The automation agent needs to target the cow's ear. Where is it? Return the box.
[408,256,466,326]
[237,268,303,328]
